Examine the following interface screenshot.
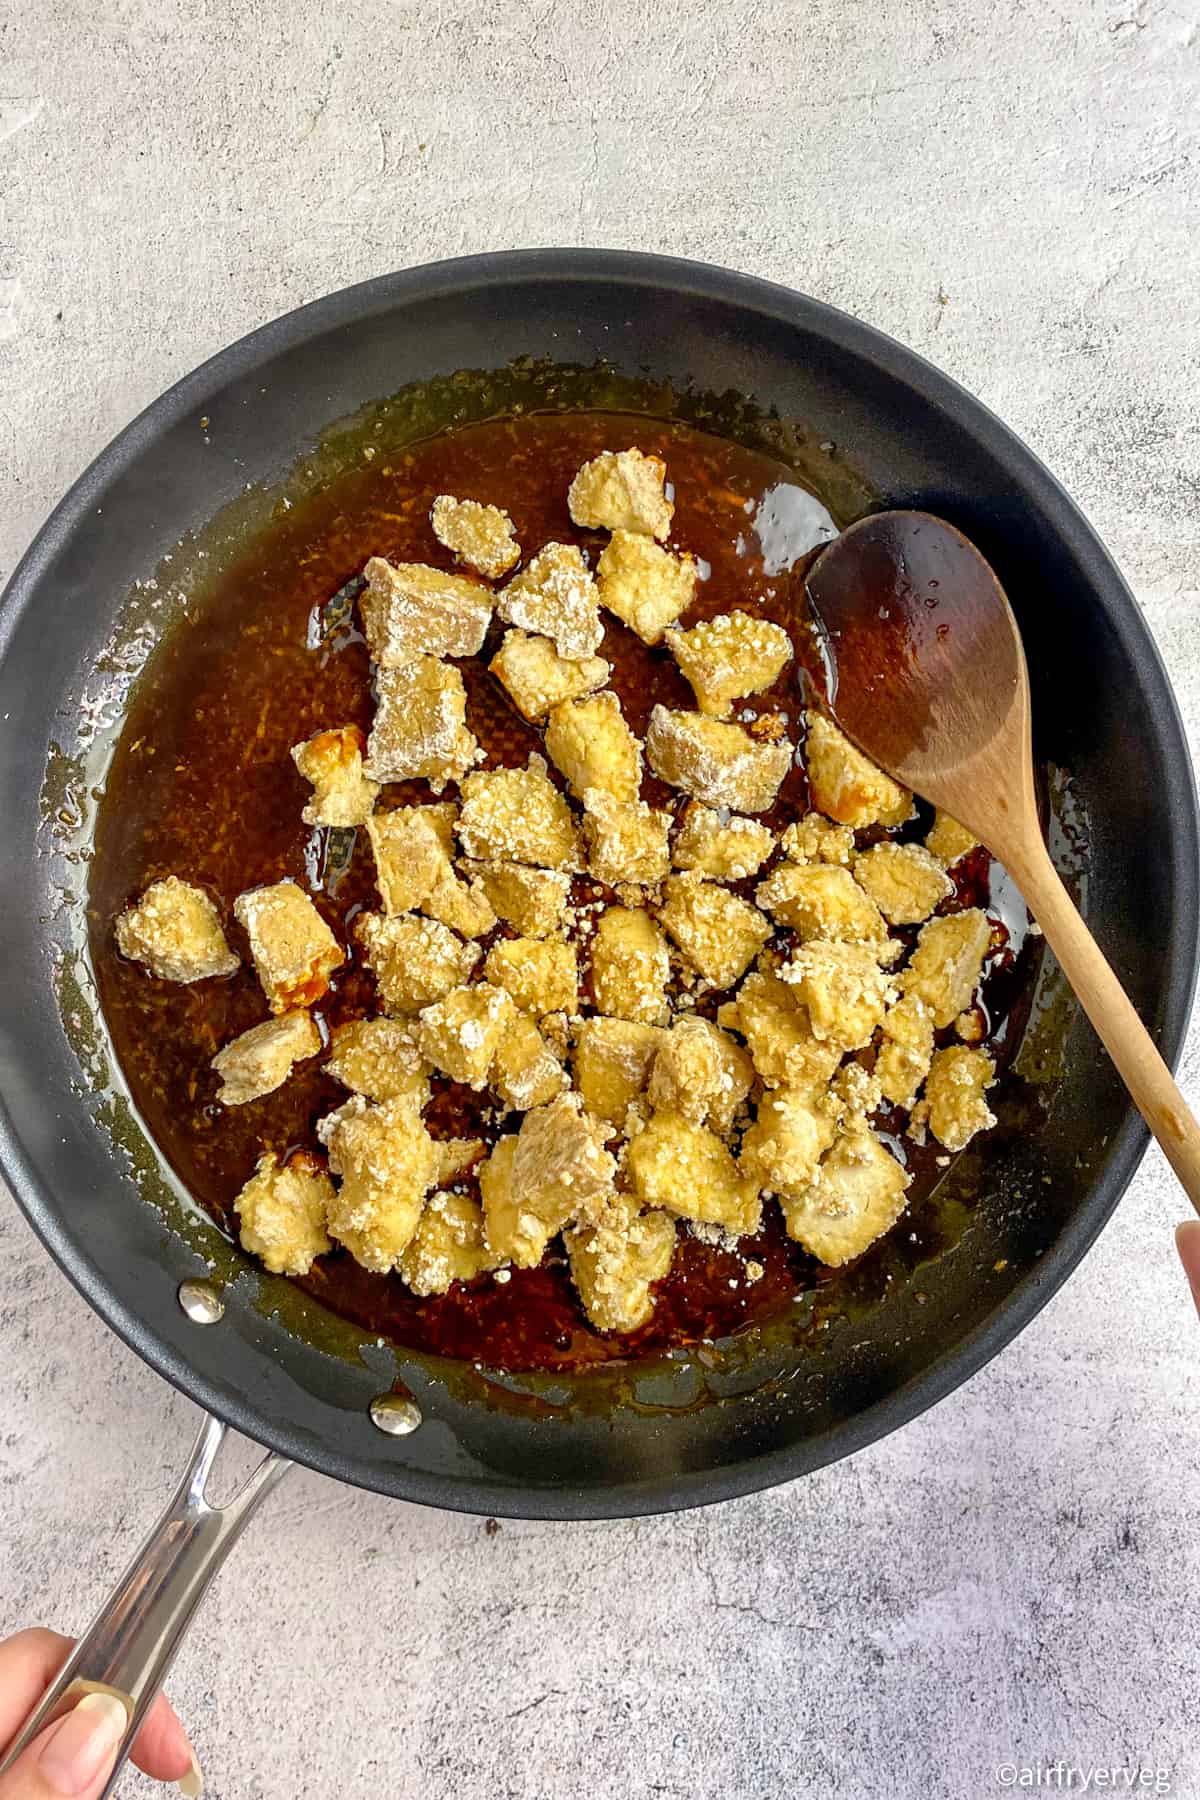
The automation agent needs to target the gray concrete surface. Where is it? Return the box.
[3,1,1200,1794]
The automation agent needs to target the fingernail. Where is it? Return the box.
[38,1692,127,1794]
[178,1750,204,1797]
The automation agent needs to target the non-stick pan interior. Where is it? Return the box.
[0,251,1195,1517]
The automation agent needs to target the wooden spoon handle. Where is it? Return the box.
[1010,837,1200,1214]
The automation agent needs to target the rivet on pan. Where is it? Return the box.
[369,1394,423,1436]
[178,1279,225,1325]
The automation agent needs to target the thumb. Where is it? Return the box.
[1175,1220,1200,1319]
[0,1693,127,1800]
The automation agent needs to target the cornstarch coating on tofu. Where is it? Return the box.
[116,877,240,983]
[291,726,379,827]
[430,494,521,579]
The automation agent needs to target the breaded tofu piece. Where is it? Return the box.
[830,1060,884,1122]
[364,657,478,791]
[430,494,520,580]
[781,1121,909,1266]
[566,1193,676,1333]
[568,448,673,540]
[544,691,643,802]
[658,874,771,989]
[326,1016,431,1107]
[803,713,910,829]
[420,868,498,940]
[212,1009,321,1106]
[497,543,603,659]
[480,1133,580,1268]
[783,940,895,1051]
[590,906,671,1025]
[417,981,518,1087]
[492,1009,566,1109]
[875,994,935,1110]
[666,610,793,716]
[464,860,570,938]
[646,706,792,814]
[572,1016,667,1127]
[901,908,991,1028]
[581,789,672,887]
[625,1111,761,1235]
[755,862,888,947]
[490,630,610,722]
[741,1088,839,1201]
[647,1016,754,1135]
[671,804,775,880]
[779,812,855,866]
[595,531,697,644]
[359,555,492,666]
[290,725,379,828]
[511,1093,617,1233]
[234,880,343,1013]
[116,876,240,983]
[433,1137,487,1185]
[926,809,978,868]
[365,807,448,915]
[916,1045,997,1151]
[457,759,579,869]
[235,1149,333,1276]
[400,1191,503,1296]
[319,1094,439,1273]
[854,841,953,926]
[721,968,843,1093]
[357,910,480,1014]
[484,935,579,1017]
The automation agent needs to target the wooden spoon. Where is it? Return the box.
[805,508,1200,1210]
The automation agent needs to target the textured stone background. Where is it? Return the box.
[2,1,1199,1794]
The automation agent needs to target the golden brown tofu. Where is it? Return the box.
[326,1016,431,1107]
[433,1137,486,1184]
[803,713,910,829]
[590,906,671,1025]
[464,860,570,938]
[544,691,643,802]
[420,868,498,940]
[480,1133,573,1266]
[430,494,520,580]
[671,803,775,880]
[457,759,579,869]
[484,935,579,1017]
[854,842,953,926]
[236,1149,333,1276]
[212,1009,321,1106]
[417,982,517,1087]
[359,555,492,666]
[755,862,888,947]
[399,1191,502,1296]
[116,876,240,983]
[917,1045,997,1151]
[489,629,610,722]
[365,807,448,915]
[783,940,895,1051]
[723,968,843,1093]
[779,812,855,866]
[364,657,478,791]
[874,994,935,1109]
[511,1093,617,1230]
[492,1009,566,1109]
[234,880,343,1013]
[566,1193,676,1333]
[319,1095,439,1273]
[646,706,792,814]
[646,1015,754,1135]
[831,1059,884,1121]
[658,874,771,990]
[666,610,793,716]
[581,789,671,887]
[567,448,673,539]
[572,1016,667,1127]
[741,1088,839,1200]
[902,909,991,1028]
[357,911,481,1014]
[926,809,978,867]
[497,543,604,659]
[290,725,379,828]
[781,1121,909,1266]
[625,1111,761,1234]
[595,531,697,644]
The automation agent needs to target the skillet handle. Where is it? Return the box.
[0,1412,291,1797]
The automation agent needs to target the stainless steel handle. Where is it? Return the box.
[0,1411,291,1797]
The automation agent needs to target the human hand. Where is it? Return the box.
[0,1630,197,1798]
[1177,1221,1200,1319]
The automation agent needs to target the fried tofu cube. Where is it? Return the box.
[420,869,498,940]
[781,1121,909,1266]
[544,691,642,804]
[566,1193,676,1333]
[457,759,579,869]
[465,860,570,938]
[803,713,910,829]
[319,1094,439,1272]
[723,968,843,1093]
[646,1016,754,1135]
[212,1009,321,1106]
[646,706,792,814]
[357,911,480,1014]
[434,1137,487,1184]
[658,874,771,989]
[666,610,793,716]
[430,494,520,580]
[485,935,578,1016]
[364,657,478,791]
[917,1045,997,1151]
[568,448,674,540]
[116,876,240,983]
[490,630,610,722]
[755,862,887,946]
[365,807,448,915]
[875,995,935,1109]
[235,1149,333,1276]
[359,555,492,667]
[783,940,895,1051]
[234,880,343,1013]
[497,543,603,659]
[779,812,855,866]
[854,841,953,926]
[595,531,697,644]
[831,1059,884,1121]
[572,1016,667,1127]
[741,1088,839,1200]
[400,1191,502,1296]
[590,906,671,1025]
[326,1016,431,1107]
[290,726,379,827]
[926,809,978,867]
[480,1133,580,1267]
[671,804,775,880]
[511,1093,617,1231]
[492,1009,566,1109]
[581,788,671,887]
[625,1111,761,1235]
[417,982,517,1087]
[902,908,991,1028]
